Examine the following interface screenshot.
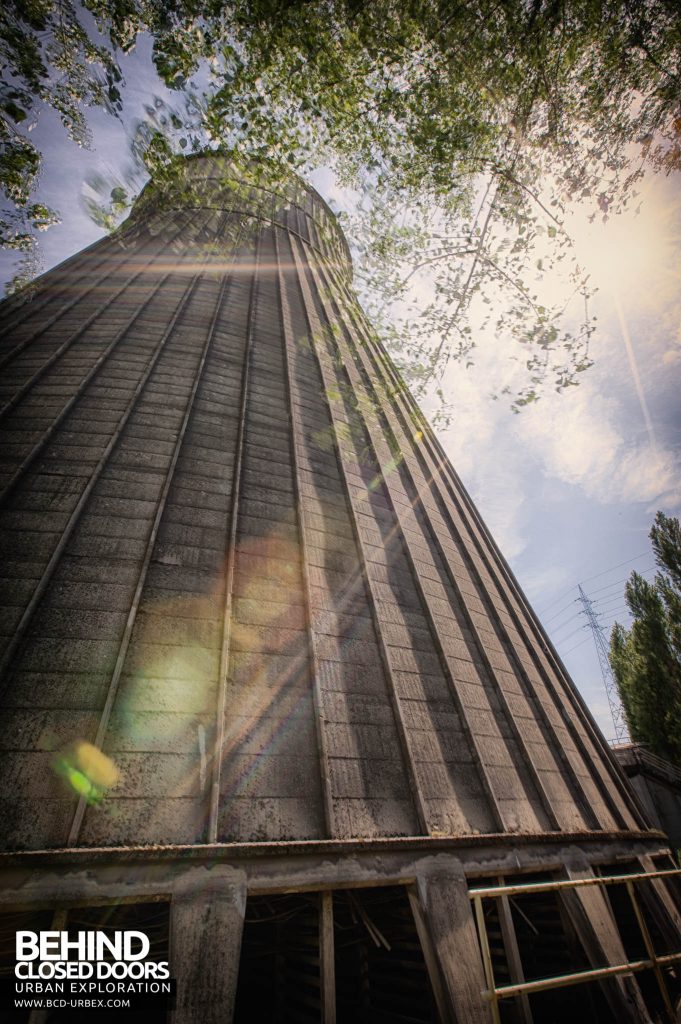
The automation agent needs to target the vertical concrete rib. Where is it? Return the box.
[360,345,595,828]
[315,259,597,832]
[333,279,614,820]
[335,276,639,831]
[287,234,429,836]
[0,227,130,343]
[273,235,417,838]
[0,265,194,506]
[326,411,508,827]
[427,457,644,825]
[419,434,636,826]
[0,265,205,688]
[0,210,179,368]
[303,245,548,833]
[376,337,640,828]
[208,230,260,843]
[274,227,334,836]
[0,223,186,418]
[67,249,237,845]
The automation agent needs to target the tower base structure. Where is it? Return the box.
[2,830,681,1023]
[0,154,680,1021]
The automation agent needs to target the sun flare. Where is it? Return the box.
[567,184,681,296]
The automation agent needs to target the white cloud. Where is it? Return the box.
[468,461,529,562]
[516,390,620,490]
[427,304,680,574]
[511,374,679,506]
[603,445,680,506]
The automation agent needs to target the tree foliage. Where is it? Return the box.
[610,512,681,766]
[2,1,681,405]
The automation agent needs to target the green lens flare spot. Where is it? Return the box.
[53,743,119,805]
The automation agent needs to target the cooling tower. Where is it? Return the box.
[0,153,679,1024]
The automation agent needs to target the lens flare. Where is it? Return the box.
[55,741,120,804]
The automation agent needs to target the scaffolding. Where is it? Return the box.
[470,867,681,1024]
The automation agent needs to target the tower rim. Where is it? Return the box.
[126,147,354,276]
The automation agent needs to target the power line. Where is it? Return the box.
[554,623,588,646]
[599,610,631,625]
[587,565,655,598]
[536,552,651,617]
[598,598,632,612]
[600,603,632,615]
[577,551,650,587]
[541,598,580,625]
[547,611,582,636]
[550,612,584,637]
[536,587,577,616]
[596,594,636,612]
[562,635,591,657]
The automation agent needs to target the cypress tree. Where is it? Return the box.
[611,512,681,766]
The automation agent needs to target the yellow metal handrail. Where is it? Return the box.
[469,867,681,1024]
[469,866,681,900]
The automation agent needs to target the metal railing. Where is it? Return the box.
[613,743,681,786]
[469,868,681,1024]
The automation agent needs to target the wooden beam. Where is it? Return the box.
[415,866,494,1024]
[561,860,653,1024]
[495,877,534,1024]
[320,890,336,1024]
[407,884,455,1024]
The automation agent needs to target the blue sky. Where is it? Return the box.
[2,39,680,742]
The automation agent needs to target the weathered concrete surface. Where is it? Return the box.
[171,866,246,1024]
[0,154,650,851]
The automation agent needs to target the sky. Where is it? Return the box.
[427,174,681,740]
[1,37,680,743]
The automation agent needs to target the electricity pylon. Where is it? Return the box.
[578,584,629,744]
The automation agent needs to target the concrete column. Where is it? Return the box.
[170,866,247,1024]
[415,862,493,1024]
